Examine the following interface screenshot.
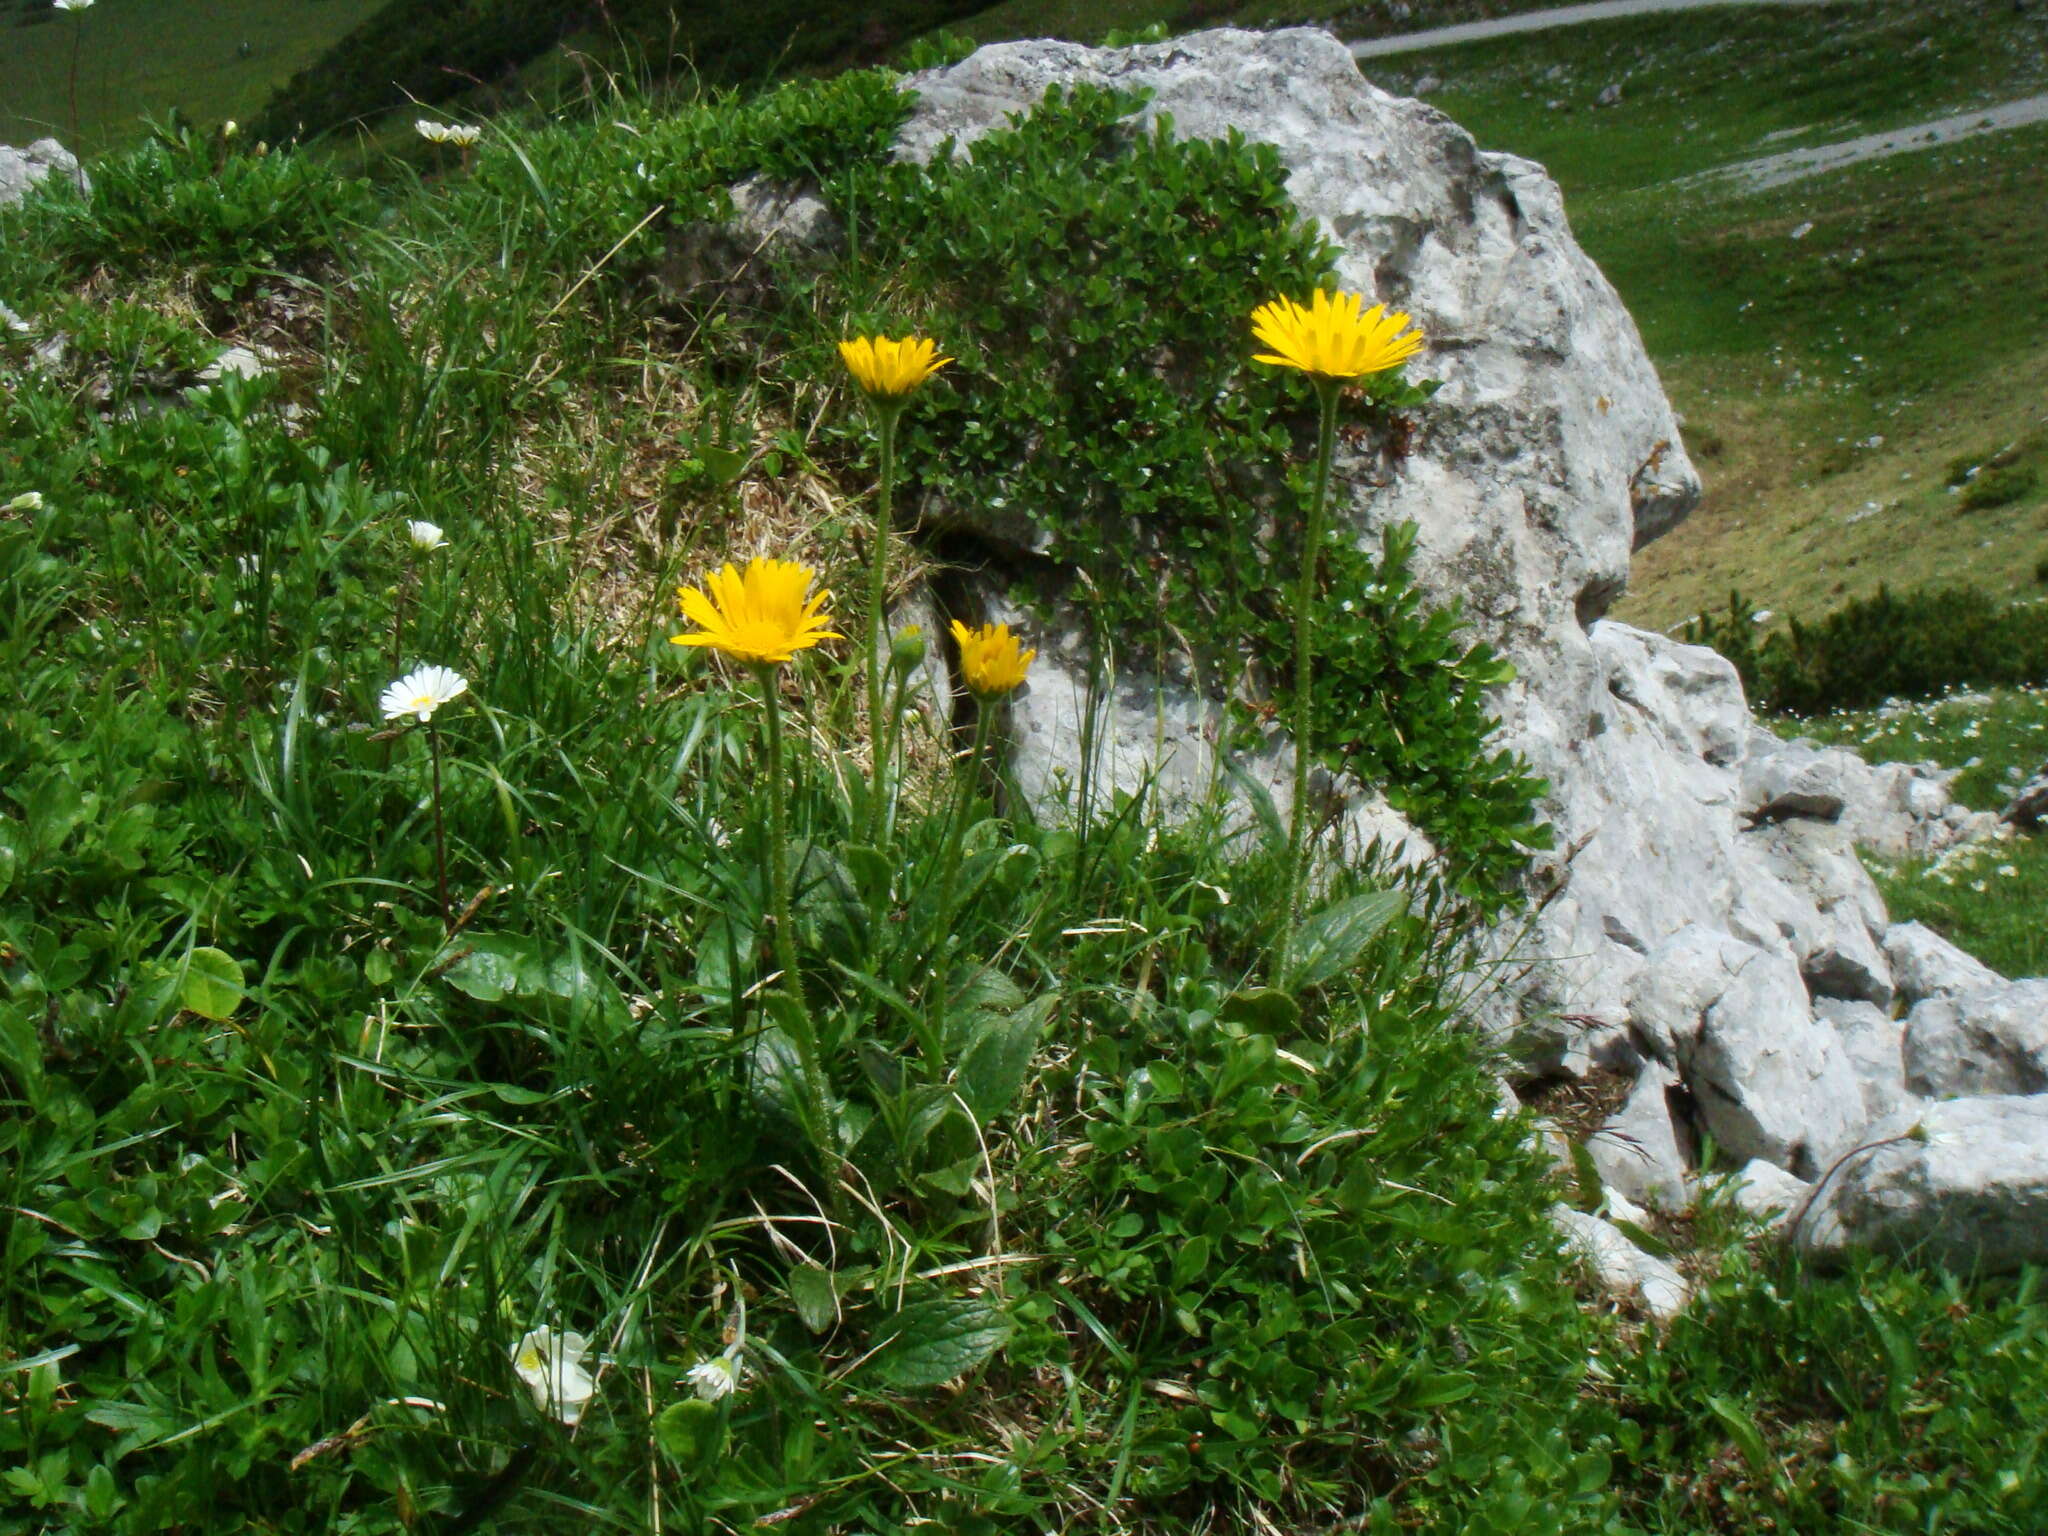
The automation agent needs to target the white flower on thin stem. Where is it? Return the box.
[687,1352,743,1402]
[222,120,239,139]
[443,124,481,148]
[415,119,450,144]
[380,665,468,723]
[406,519,449,552]
[53,0,94,12]
[510,1328,598,1425]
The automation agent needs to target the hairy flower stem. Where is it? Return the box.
[1279,379,1342,984]
[925,705,997,1070]
[66,19,83,156]
[428,718,450,933]
[863,401,905,845]
[758,668,834,1150]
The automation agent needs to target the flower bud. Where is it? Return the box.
[891,624,927,674]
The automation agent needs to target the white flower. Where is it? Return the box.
[53,0,93,11]
[3,492,44,512]
[416,119,450,144]
[406,519,449,551]
[223,120,239,139]
[380,665,468,723]
[442,124,481,148]
[510,1328,598,1425]
[687,1353,743,1402]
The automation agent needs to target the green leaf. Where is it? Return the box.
[180,947,245,1021]
[1706,1395,1777,1481]
[865,1298,1011,1389]
[957,996,1051,1119]
[1217,986,1299,1033]
[1405,1370,1477,1408]
[788,1263,837,1333]
[655,1400,725,1467]
[1292,890,1405,987]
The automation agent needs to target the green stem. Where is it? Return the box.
[66,21,82,155]
[925,704,996,1071]
[1279,380,1342,985]
[864,403,903,844]
[759,667,834,1151]
[429,717,450,933]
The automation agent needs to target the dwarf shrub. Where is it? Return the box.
[1689,584,2048,714]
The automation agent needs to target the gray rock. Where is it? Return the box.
[193,345,270,386]
[1796,1096,2048,1271]
[1595,82,1624,108]
[1727,1158,1811,1231]
[1587,1059,1692,1211]
[1884,921,2003,1007]
[1679,938,1866,1176]
[1814,996,1920,1126]
[2003,769,2048,831]
[1550,1204,1689,1320]
[992,590,1435,873]
[1903,981,2048,1099]
[1743,818,1892,1006]
[1741,734,1849,823]
[1628,924,1759,1065]
[0,139,89,209]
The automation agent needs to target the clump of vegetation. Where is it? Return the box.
[4,57,2048,1536]
[1688,585,2048,715]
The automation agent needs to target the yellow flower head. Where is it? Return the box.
[1250,290,1424,381]
[949,620,1035,698]
[838,335,951,398]
[672,557,842,667]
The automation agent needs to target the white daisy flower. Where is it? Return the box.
[53,0,94,11]
[510,1328,598,1425]
[406,519,449,551]
[687,1353,743,1402]
[380,665,468,723]
[442,124,481,148]
[416,119,450,144]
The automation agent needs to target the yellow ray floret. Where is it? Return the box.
[950,620,1035,698]
[838,335,951,398]
[672,557,842,666]
[1249,290,1424,381]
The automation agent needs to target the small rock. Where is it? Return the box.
[0,139,90,210]
[1587,1060,1693,1211]
[1796,1096,2048,1271]
[1903,980,2048,1099]
[1813,996,1919,1126]
[1727,1158,1811,1231]
[1411,72,1442,95]
[1595,82,1624,108]
[2003,768,2048,830]
[1884,921,2003,1007]
[1551,1205,1689,1320]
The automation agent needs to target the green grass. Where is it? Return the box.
[1793,682,2048,977]
[0,0,384,155]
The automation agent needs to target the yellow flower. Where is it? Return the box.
[1250,290,1424,381]
[672,557,842,667]
[950,620,1035,698]
[837,335,950,398]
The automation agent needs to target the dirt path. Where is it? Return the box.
[1687,92,2048,189]
[1349,0,1822,59]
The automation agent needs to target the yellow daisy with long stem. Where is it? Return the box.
[671,556,840,1148]
[949,620,1035,700]
[838,334,949,844]
[1250,289,1424,983]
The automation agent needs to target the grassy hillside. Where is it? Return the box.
[0,0,385,154]
[1358,0,2048,631]
[8,74,2048,1534]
